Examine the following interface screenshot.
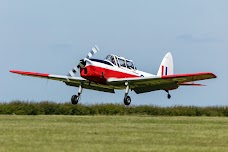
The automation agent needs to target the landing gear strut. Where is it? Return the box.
[71,84,83,105]
[123,83,131,105]
[166,90,171,99]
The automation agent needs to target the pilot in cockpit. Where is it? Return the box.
[111,57,115,64]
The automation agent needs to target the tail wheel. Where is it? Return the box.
[124,96,131,105]
[167,94,171,99]
[165,90,171,99]
[71,95,79,105]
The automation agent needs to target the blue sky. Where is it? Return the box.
[0,0,227,106]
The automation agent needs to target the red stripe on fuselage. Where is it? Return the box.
[80,65,139,84]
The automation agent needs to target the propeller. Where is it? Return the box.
[67,45,99,77]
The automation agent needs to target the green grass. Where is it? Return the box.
[1,116,228,152]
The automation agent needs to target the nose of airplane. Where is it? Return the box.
[79,59,86,68]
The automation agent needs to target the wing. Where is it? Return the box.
[10,70,115,93]
[107,72,216,94]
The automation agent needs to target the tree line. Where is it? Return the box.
[0,101,228,116]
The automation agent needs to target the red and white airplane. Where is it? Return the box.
[10,46,216,105]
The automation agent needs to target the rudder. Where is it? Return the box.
[157,52,174,76]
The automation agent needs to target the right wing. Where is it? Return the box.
[10,70,115,93]
[107,72,216,94]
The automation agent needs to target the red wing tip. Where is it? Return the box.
[10,70,24,74]
[10,70,49,77]
[10,70,20,73]
[162,72,217,78]
[205,72,217,78]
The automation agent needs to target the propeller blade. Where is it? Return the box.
[67,65,79,77]
[86,45,99,59]
[67,45,99,77]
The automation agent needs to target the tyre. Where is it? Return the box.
[167,94,171,99]
[71,95,79,105]
[124,96,131,105]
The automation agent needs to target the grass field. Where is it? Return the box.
[1,116,228,152]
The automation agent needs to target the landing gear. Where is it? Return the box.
[71,95,79,104]
[71,84,83,105]
[167,93,171,99]
[166,90,171,99]
[123,82,131,106]
[124,96,131,105]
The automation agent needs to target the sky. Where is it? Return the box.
[0,0,227,106]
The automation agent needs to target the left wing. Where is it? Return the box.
[107,72,216,94]
[10,70,115,93]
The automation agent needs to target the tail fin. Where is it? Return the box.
[157,52,174,76]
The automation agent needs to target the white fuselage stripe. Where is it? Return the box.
[87,59,155,77]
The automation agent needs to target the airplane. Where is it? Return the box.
[10,46,217,105]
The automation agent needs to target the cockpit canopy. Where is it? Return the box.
[105,54,136,70]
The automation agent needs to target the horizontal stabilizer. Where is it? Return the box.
[180,82,206,86]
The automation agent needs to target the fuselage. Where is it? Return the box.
[80,56,155,84]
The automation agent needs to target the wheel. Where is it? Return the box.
[167,94,171,99]
[124,96,131,105]
[71,95,79,105]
